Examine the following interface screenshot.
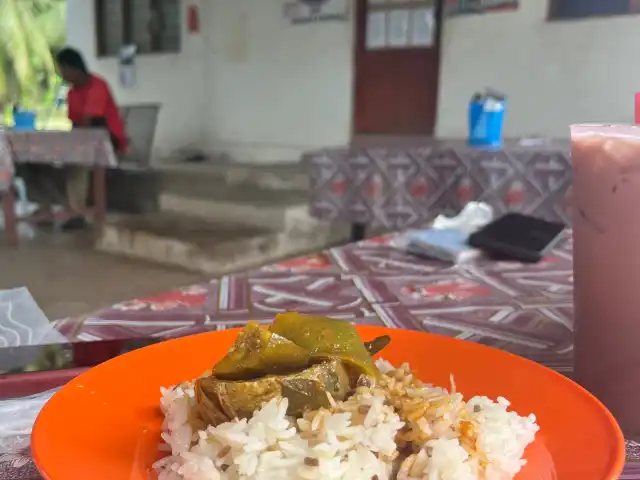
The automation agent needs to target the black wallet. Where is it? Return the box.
[468,213,565,263]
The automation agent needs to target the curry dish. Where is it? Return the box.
[156,313,539,480]
[193,312,390,426]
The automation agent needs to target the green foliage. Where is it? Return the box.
[0,0,66,109]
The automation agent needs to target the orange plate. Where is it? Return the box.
[32,326,625,480]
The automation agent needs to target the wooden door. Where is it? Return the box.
[353,0,443,135]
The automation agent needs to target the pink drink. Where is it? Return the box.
[571,124,640,439]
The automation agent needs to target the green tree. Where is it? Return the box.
[0,0,66,108]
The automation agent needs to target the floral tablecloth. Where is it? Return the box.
[0,130,118,193]
[306,139,571,228]
[2,230,639,478]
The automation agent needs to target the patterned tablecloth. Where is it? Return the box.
[307,139,572,228]
[2,231,639,478]
[0,130,118,192]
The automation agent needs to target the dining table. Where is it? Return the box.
[1,229,639,479]
[306,138,572,241]
[0,129,117,245]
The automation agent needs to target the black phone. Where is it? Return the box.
[468,213,566,263]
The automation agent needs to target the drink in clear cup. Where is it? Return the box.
[571,124,640,439]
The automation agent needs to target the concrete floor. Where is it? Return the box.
[0,233,207,321]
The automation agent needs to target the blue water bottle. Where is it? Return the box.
[468,91,506,148]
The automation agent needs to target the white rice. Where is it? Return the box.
[153,360,539,480]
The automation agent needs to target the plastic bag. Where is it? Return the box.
[0,388,59,454]
[0,287,67,347]
[0,287,67,372]
[391,202,494,264]
[0,177,38,239]
[0,288,67,455]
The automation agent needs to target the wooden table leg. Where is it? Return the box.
[93,166,107,229]
[350,223,367,242]
[2,188,18,246]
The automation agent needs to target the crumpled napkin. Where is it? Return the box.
[431,202,494,234]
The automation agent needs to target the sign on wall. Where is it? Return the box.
[283,0,350,24]
[445,0,519,16]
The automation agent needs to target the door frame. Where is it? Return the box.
[350,0,445,140]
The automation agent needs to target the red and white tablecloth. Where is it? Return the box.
[2,231,640,478]
[0,130,117,193]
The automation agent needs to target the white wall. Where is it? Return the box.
[66,0,207,160]
[66,0,353,163]
[202,0,354,163]
[208,0,640,159]
[436,0,640,138]
[66,0,640,163]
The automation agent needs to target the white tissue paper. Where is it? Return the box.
[431,202,494,234]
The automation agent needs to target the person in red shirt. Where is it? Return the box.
[54,47,127,229]
[58,47,128,153]
[19,47,127,230]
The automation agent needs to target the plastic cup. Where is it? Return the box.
[571,124,640,439]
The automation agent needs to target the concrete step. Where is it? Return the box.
[97,212,349,275]
[156,160,309,197]
[98,161,349,273]
[155,161,310,230]
[158,193,310,231]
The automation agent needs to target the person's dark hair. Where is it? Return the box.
[55,47,89,74]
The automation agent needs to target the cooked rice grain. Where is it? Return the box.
[154,360,538,480]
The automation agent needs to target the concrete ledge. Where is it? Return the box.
[96,213,349,275]
[156,160,309,192]
[159,193,301,230]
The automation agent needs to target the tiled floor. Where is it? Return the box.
[0,233,207,321]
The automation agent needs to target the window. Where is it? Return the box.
[95,0,181,56]
[549,0,640,20]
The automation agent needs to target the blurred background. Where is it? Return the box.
[0,0,69,130]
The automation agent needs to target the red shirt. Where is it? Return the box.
[67,74,128,153]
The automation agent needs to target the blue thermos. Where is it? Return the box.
[12,106,37,131]
[468,91,506,147]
